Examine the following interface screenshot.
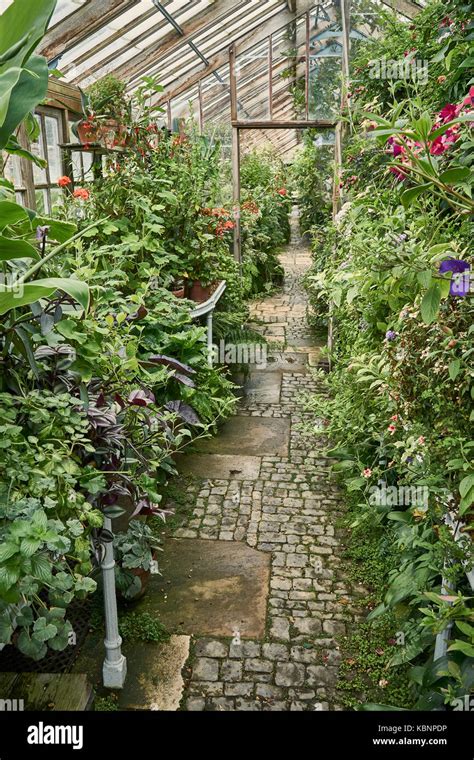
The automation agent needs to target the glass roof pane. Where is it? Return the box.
[50,0,87,26]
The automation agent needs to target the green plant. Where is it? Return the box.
[85,75,128,121]
[302,0,474,710]
[94,695,119,711]
[114,520,162,600]
[118,611,169,643]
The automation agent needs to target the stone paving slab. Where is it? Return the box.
[244,371,282,404]
[196,416,290,457]
[252,351,308,373]
[72,630,190,711]
[178,453,261,481]
[136,539,270,639]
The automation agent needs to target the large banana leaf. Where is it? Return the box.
[0,0,57,148]
[0,278,89,316]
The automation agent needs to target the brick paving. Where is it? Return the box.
[175,229,365,711]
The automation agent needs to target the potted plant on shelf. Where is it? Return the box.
[75,75,130,149]
[184,209,233,303]
[113,520,162,601]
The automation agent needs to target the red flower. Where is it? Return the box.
[57,176,72,187]
[73,188,90,200]
[277,187,287,196]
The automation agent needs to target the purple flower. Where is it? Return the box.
[385,330,397,342]
[35,225,50,242]
[439,259,470,297]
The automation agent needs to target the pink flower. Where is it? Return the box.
[57,175,72,187]
[462,85,474,108]
[388,424,396,435]
[277,187,287,196]
[389,165,408,181]
[438,103,457,123]
[392,144,405,157]
[417,436,425,445]
[429,136,447,155]
[362,468,372,478]
[390,414,398,422]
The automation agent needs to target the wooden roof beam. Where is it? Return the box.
[40,0,142,61]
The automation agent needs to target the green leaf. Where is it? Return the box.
[401,183,432,209]
[0,542,19,562]
[29,553,52,583]
[420,283,441,325]
[448,358,461,381]
[455,620,474,638]
[0,235,40,261]
[0,200,29,230]
[0,66,22,126]
[438,167,471,185]
[0,277,89,315]
[33,217,76,244]
[416,269,432,289]
[460,474,474,499]
[20,537,42,557]
[448,640,474,657]
[0,55,49,149]
[17,630,47,660]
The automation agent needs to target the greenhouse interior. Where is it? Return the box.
[0,0,473,736]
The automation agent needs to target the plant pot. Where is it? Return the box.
[77,120,102,145]
[171,286,185,299]
[128,565,151,600]
[187,280,217,303]
[100,119,128,149]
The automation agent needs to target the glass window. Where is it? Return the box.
[32,108,66,214]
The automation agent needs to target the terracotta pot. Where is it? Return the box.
[128,565,151,600]
[76,120,101,144]
[187,280,217,303]
[171,286,185,299]
[100,119,128,150]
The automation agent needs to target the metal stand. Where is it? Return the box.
[101,516,127,689]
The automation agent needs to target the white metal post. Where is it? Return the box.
[101,516,127,688]
[207,311,213,366]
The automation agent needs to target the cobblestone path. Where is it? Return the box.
[175,230,365,711]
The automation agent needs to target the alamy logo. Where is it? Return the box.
[368,56,428,84]
[452,695,474,711]
[0,698,24,711]
[27,722,84,750]
[368,480,428,508]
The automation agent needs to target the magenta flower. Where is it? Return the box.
[438,103,457,123]
[462,86,474,107]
